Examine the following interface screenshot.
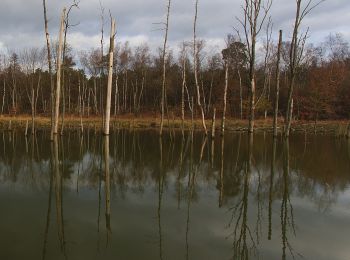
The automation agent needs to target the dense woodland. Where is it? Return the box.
[0,33,349,119]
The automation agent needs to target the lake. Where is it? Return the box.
[0,129,349,260]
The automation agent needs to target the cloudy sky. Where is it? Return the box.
[0,0,349,55]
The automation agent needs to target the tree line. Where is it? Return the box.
[2,0,349,135]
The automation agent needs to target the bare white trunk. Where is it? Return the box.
[53,8,66,135]
[159,0,172,136]
[221,61,228,135]
[181,57,186,131]
[193,0,208,135]
[42,0,54,140]
[103,19,116,135]
[273,30,282,137]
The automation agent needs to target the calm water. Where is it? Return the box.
[0,129,349,260]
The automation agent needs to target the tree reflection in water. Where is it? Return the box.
[104,135,112,245]
[158,135,164,260]
[42,139,54,260]
[281,138,296,260]
[0,130,348,259]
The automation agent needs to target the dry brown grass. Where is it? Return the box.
[0,114,348,134]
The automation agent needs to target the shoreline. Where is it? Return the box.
[0,115,349,135]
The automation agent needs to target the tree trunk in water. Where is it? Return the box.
[103,135,111,240]
[103,19,116,136]
[285,0,302,137]
[248,30,257,134]
[268,137,277,240]
[273,30,282,138]
[181,57,186,132]
[221,61,228,136]
[193,0,208,135]
[53,8,66,135]
[159,0,171,136]
[42,0,54,141]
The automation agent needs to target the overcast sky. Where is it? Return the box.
[0,0,349,55]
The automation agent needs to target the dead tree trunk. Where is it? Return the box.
[221,60,228,136]
[273,30,282,137]
[53,8,66,135]
[114,67,119,116]
[238,0,272,134]
[78,76,83,133]
[193,0,208,135]
[103,18,116,135]
[60,1,79,136]
[103,135,111,240]
[181,52,186,132]
[42,0,55,140]
[159,0,172,136]
[285,0,323,137]
[285,1,301,137]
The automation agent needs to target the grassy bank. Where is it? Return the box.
[0,115,349,135]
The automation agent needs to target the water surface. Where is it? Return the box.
[0,129,349,260]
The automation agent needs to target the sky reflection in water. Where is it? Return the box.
[0,129,349,260]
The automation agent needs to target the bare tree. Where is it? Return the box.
[78,76,83,133]
[236,0,272,133]
[60,0,80,135]
[273,30,282,137]
[206,52,221,115]
[113,43,121,117]
[119,42,131,113]
[159,0,172,136]
[103,17,116,135]
[0,54,7,116]
[79,49,101,115]
[193,0,208,135]
[256,19,273,119]
[100,2,106,127]
[20,47,45,135]
[42,0,55,140]
[221,53,229,136]
[132,43,150,115]
[224,35,247,120]
[179,42,189,133]
[103,135,112,242]
[53,8,66,135]
[285,0,325,137]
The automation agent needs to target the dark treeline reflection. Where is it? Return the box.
[0,130,349,259]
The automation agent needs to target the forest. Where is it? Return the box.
[0,0,349,136]
[1,33,349,118]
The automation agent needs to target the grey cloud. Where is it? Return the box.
[0,0,349,54]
